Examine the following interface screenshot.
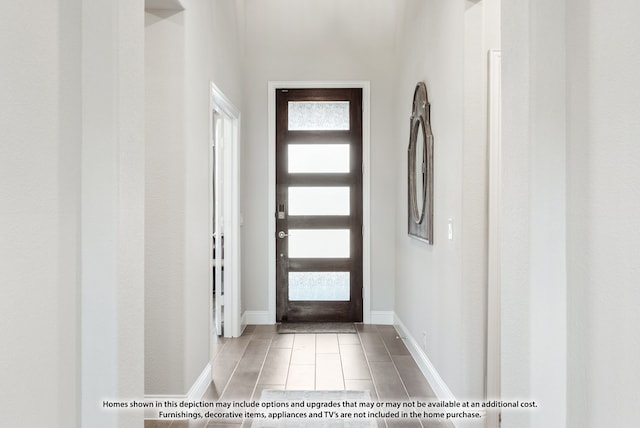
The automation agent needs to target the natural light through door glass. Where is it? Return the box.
[288,229,350,258]
[288,272,350,301]
[288,144,350,173]
[288,101,350,130]
[288,187,350,216]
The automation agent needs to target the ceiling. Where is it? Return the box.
[243,0,406,56]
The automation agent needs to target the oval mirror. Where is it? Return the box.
[410,118,426,223]
[414,120,425,222]
[407,81,433,244]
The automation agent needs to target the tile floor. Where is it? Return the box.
[144,324,454,428]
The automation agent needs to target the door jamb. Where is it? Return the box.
[486,50,502,428]
[209,81,242,338]
[267,81,371,324]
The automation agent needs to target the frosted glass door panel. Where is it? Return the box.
[288,187,350,216]
[288,102,350,130]
[288,229,350,258]
[288,144,349,173]
[288,272,350,301]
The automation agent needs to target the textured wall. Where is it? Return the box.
[240,0,399,315]
[0,1,81,426]
[502,0,640,426]
[392,0,497,402]
[566,0,640,426]
[1,1,145,426]
[144,0,243,395]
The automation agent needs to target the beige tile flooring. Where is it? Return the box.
[144,324,454,428]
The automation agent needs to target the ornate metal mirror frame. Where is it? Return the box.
[407,82,434,244]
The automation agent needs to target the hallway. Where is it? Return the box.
[5,1,640,427]
[143,0,495,419]
[145,325,453,428]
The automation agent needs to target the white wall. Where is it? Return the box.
[145,7,187,394]
[565,0,640,426]
[393,0,465,401]
[1,1,145,427]
[502,0,640,427]
[81,2,145,426]
[500,0,532,423]
[528,1,567,426]
[145,0,243,395]
[240,0,398,316]
[392,0,498,402]
[0,2,81,425]
[240,0,499,404]
[501,0,568,425]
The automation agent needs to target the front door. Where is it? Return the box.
[276,88,363,322]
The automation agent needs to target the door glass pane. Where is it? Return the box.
[289,272,350,301]
[288,229,350,258]
[289,187,350,216]
[288,144,350,173]
[288,101,350,130]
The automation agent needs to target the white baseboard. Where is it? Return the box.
[393,313,475,428]
[393,314,456,402]
[243,310,272,325]
[392,315,485,428]
[187,362,212,401]
[144,363,211,418]
[241,311,248,333]
[369,310,395,325]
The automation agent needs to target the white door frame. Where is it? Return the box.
[209,82,242,338]
[486,50,502,428]
[267,81,371,323]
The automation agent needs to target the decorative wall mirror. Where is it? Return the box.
[407,82,434,244]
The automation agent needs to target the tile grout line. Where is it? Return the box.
[355,326,388,428]
[218,329,255,402]
[282,335,294,391]
[211,338,230,365]
[242,328,277,428]
[375,325,426,428]
[313,333,317,390]
[249,328,276,400]
[285,335,294,391]
[355,326,380,400]
[287,334,297,390]
[337,333,347,391]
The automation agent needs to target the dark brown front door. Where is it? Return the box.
[276,88,363,322]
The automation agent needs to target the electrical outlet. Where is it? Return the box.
[422,332,427,351]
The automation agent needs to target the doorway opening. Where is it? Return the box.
[209,82,241,342]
